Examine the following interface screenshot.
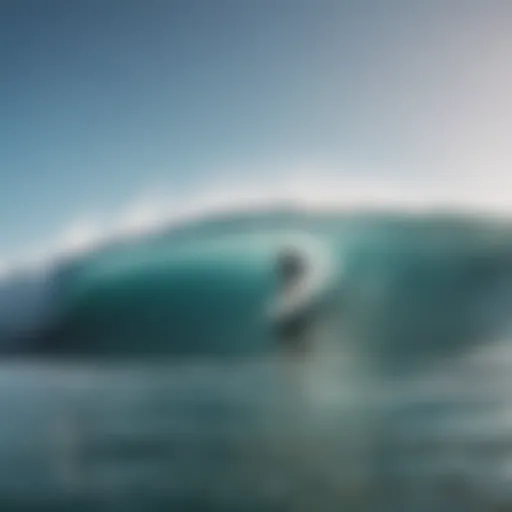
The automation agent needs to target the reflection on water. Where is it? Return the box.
[0,345,512,511]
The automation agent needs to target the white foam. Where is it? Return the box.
[1,172,511,281]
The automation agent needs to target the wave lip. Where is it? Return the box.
[2,173,512,281]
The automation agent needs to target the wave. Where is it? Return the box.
[1,182,512,509]
[0,204,510,373]
[2,172,512,281]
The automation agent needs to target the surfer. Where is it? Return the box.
[269,242,331,357]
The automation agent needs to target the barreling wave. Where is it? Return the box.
[0,201,511,375]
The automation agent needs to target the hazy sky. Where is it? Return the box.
[2,0,512,263]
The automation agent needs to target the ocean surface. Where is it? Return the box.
[1,209,512,510]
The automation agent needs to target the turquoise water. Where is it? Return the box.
[1,209,512,510]
[31,210,512,372]
[0,353,511,510]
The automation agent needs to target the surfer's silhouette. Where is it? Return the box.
[271,245,324,357]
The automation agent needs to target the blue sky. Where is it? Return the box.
[2,1,512,265]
